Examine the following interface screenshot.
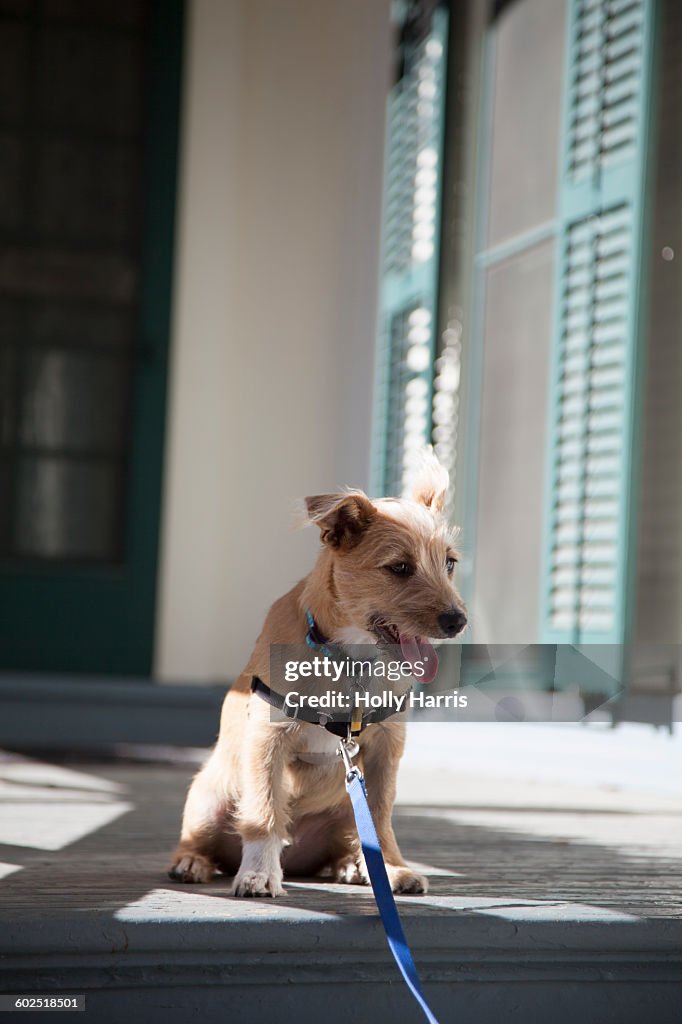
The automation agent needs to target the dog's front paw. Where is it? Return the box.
[168,852,216,883]
[232,870,285,898]
[387,865,428,894]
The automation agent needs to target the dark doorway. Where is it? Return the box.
[0,0,184,674]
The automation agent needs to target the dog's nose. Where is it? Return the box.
[438,608,467,637]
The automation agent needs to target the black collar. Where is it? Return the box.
[250,675,402,736]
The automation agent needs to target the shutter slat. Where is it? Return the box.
[544,0,653,653]
[373,10,449,496]
[567,0,646,182]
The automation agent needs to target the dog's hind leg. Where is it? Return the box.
[326,814,370,885]
[360,723,428,894]
[168,756,241,883]
[280,807,368,883]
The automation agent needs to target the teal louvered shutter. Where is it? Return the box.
[372,7,448,498]
[541,0,656,647]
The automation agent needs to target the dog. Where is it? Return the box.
[169,452,467,897]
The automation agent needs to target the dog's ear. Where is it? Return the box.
[411,449,449,513]
[304,491,376,549]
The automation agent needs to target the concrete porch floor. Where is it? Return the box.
[0,723,681,1023]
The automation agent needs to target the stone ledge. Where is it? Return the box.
[3,895,682,957]
[2,908,681,1024]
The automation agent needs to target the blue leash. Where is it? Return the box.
[340,742,441,1024]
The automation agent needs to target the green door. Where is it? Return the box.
[0,0,184,675]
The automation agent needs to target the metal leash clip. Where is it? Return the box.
[337,732,361,782]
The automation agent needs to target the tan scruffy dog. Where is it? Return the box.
[169,452,466,897]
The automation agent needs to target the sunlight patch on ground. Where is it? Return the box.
[0,862,22,881]
[0,781,122,803]
[0,800,133,851]
[396,894,640,922]
[407,860,462,877]
[115,888,341,923]
[0,753,132,852]
[416,806,682,860]
[0,759,125,794]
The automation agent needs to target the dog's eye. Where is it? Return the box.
[445,556,457,575]
[387,562,413,577]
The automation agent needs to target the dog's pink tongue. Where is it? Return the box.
[399,634,439,684]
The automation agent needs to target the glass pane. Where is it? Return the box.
[0,0,33,13]
[14,457,121,559]
[37,27,144,136]
[43,0,144,29]
[474,241,555,642]
[29,301,133,349]
[33,139,140,246]
[487,0,566,247]
[19,349,130,453]
[0,298,22,345]
[0,20,29,121]
[0,133,26,234]
[0,345,16,446]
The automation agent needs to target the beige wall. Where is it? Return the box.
[155,0,392,681]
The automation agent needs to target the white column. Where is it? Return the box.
[155,0,392,681]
